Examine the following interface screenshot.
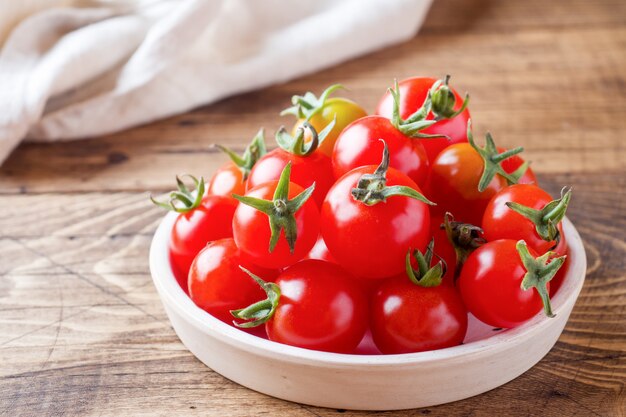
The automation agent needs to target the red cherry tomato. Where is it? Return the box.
[427,143,507,225]
[235,260,368,353]
[247,148,334,207]
[321,165,431,279]
[233,179,319,269]
[376,76,470,163]
[482,184,569,256]
[499,147,537,185]
[188,238,276,324]
[459,240,552,328]
[207,161,246,197]
[169,195,237,290]
[332,116,429,188]
[370,276,467,354]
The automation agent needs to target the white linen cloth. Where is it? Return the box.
[0,0,433,165]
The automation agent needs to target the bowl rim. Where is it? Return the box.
[149,212,586,367]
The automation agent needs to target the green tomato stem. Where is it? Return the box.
[350,140,435,206]
[232,162,315,254]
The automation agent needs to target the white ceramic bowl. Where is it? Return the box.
[149,214,586,410]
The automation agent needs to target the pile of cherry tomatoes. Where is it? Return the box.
[152,76,571,355]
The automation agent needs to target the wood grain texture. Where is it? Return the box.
[1,0,625,416]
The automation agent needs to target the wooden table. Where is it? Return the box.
[1,0,625,415]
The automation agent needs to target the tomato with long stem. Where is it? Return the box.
[322,140,433,279]
[232,260,368,353]
[151,176,237,291]
[427,120,527,225]
[482,185,571,256]
[233,163,319,269]
[188,238,277,324]
[458,239,566,328]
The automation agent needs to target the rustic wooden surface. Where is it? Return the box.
[1,0,625,415]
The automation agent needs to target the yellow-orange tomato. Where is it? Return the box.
[293,98,367,157]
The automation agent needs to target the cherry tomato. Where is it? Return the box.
[293,98,367,157]
[207,160,246,196]
[233,165,320,269]
[233,260,368,353]
[482,184,570,256]
[322,144,431,279]
[332,116,429,188]
[169,195,237,288]
[376,76,470,163]
[188,238,276,324]
[459,239,564,328]
[427,143,507,225]
[247,148,334,207]
[208,129,266,197]
[371,276,467,354]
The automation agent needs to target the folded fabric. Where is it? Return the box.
[0,0,432,165]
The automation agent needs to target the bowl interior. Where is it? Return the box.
[150,213,586,365]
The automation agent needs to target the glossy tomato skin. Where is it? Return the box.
[459,240,547,328]
[482,184,567,256]
[232,181,319,269]
[293,97,367,157]
[499,148,537,185]
[376,77,470,163]
[321,166,431,279]
[247,148,334,207]
[188,238,277,324]
[427,143,507,226]
[305,235,336,263]
[332,116,429,188]
[266,260,368,353]
[370,276,468,354]
[207,161,246,197]
[169,195,237,291]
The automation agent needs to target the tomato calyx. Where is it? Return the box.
[231,267,281,328]
[150,174,205,213]
[275,118,336,156]
[405,239,446,287]
[280,84,344,120]
[506,187,572,246]
[442,212,486,280]
[389,79,444,139]
[350,140,435,206]
[430,75,470,120]
[467,120,526,191]
[215,129,267,180]
[233,162,315,253]
[517,240,566,318]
